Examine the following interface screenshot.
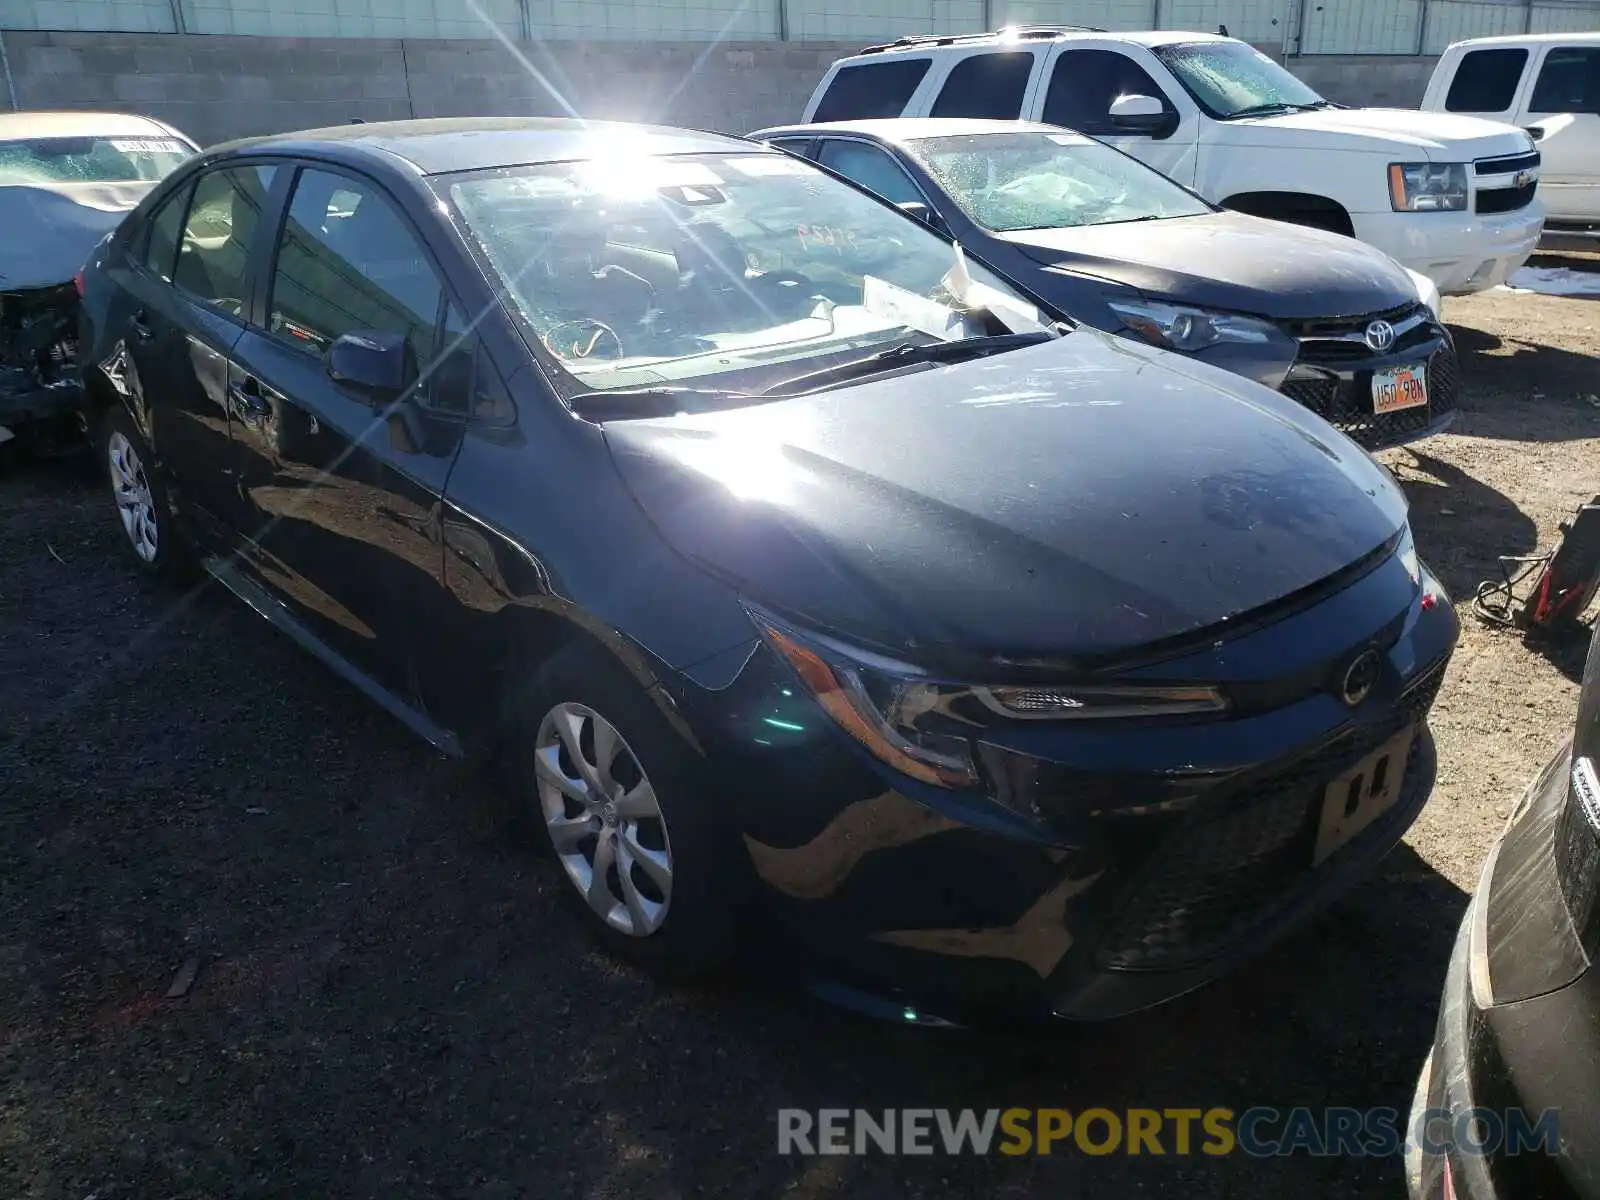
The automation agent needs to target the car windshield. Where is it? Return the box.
[1153,41,1331,119]
[910,131,1212,232]
[0,134,195,185]
[443,149,1046,395]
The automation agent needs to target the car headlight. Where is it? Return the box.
[1106,299,1275,353]
[752,614,1227,790]
[1388,162,1468,212]
[1397,522,1421,587]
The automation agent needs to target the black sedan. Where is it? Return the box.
[751,118,1458,452]
[79,118,1457,1025]
[1407,615,1600,1199]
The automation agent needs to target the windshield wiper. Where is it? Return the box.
[566,385,757,420]
[1225,100,1333,118]
[760,331,1051,398]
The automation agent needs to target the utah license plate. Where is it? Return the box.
[1313,725,1415,864]
[1372,363,1429,414]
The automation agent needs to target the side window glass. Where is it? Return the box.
[143,181,192,283]
[1529,47,1600,114]
[1444,48,1529,113]
[173,165,276,316]
[930,52,1036,120]
[1043,50,1174,134]
[268,168,444,374]
[767,137,814,159]
[817,141,922,207]
[813,59,933,121]
[424,303,475,417]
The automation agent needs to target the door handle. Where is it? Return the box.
[129,311,154,344]
[227,378,272,427]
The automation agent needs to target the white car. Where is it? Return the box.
[802,27,1545,295]
[1423,32,1600,250]
[0,110,197,451]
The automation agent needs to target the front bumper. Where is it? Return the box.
[0,372,82,427]
[1354,204,1544,297]
[1407,741,1596,1200]
[1278,312,1460,452]
[680,553,1459,1026]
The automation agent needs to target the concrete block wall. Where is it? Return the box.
[0,28,1445,145]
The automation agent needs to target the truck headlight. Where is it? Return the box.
[1106,299,1275,353]
[1389,162,1468,213]
[751,612,1226,790]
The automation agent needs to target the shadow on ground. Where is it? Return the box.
[1,467,1468,1200]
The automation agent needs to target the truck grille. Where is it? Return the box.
[1477,179,1538,215]
[1474,150,1539,176]
[1095,665,1446,972]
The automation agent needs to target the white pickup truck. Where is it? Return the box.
[801,28,1545,294]
[1422,32,1600,250]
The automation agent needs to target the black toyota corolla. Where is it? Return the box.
[77,118,1457,1025]
[751,118,1459,452]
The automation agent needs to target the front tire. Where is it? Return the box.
[510,644,740,979]
[101,405,194,583]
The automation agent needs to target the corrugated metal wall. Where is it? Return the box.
[1,0,1596,50]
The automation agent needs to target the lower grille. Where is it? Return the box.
[1279,343,1458,451]
[1095,666,1447,972]
[1477,180,1538,215]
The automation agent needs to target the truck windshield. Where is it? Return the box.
[0,135,195,186]
[1154,41,1332,119]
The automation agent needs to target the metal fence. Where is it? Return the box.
[1,0,1596,50]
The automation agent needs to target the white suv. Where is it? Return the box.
[802,28,1545,295]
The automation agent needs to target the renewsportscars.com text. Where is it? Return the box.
[777,1106,1559,1158]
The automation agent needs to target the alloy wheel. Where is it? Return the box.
[533,702,674,937]
[108,430,159,563]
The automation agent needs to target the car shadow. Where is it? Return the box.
[1446,319,1600,441]
[1387,447,1539,605]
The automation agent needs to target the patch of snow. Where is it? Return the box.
[1496,266,1600,297]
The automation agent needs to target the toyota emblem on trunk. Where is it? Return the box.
[1340,650,1383,708]
[1364,320,1396,353]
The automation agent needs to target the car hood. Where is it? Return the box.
[997,211,1418,319]
[1231,107,1533,160]
[602,332,1408,666]
[0,181,154,291]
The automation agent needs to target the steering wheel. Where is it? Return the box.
[544,318,624,362]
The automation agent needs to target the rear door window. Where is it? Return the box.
[813,59,932,121]
[930,51,1036,120]
[1444,48,1529,113]
[816,140,923,206]
[1529,46,1600,114]
[1042,49,1175,135]
[172,165,277,316]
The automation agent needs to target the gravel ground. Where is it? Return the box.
[2,263,1597,1200]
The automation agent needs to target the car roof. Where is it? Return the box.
[752,117,1071,144]
[850,27,1230,57]
[209,117,758,177]
[1444,31,1600,48]
[0,110,184,141]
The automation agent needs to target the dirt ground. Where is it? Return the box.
[1,261,1597,1200]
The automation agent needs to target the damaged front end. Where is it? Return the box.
[0,280,85,453]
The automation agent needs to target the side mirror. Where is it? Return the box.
[898,200,946,232]
[326,330,413,400]
[1108,93,1177,137]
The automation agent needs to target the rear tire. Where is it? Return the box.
[101,404,196,584]
[508,642,741,979]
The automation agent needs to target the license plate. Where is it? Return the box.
[1313,725,1415,865]
[1372,363,1429,414]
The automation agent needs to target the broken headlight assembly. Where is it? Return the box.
[750,612,1227,790]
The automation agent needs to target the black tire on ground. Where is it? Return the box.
[507,641,742,979]
[100,403,197,584]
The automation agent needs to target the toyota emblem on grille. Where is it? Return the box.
[1340,650,1383,708]
[1364,320,1396,353]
